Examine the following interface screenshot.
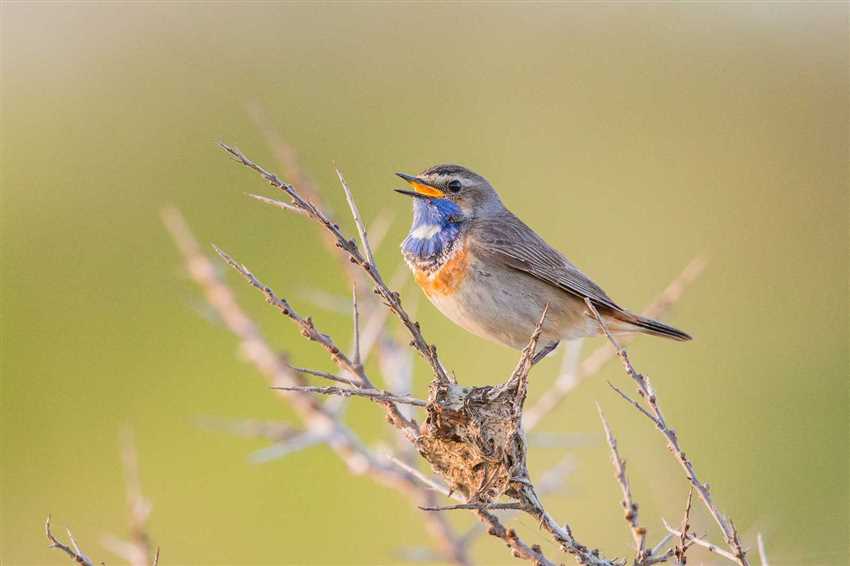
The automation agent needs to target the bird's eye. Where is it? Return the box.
[447,179,462,193]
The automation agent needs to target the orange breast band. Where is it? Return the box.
[415,248,470,296]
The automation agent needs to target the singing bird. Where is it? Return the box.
[395,165,690,354]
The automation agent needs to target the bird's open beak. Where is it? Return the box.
[394,172,445,198]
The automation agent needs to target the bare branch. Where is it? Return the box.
[211,243,419,438]
[597,404,647,563]
[756,533,769,566]
[164,207,470,565]
[674,491,694,564]
[248,193,307,215]
[45,516,95,566]
[420,502,525,512]
[272,384,427,407]
[218,143,453,386]
[457,453,578,552]
[204,143,718,566]
[476,510,559,566]
[648,533,676,565]
[351,285,362,369]
[525,257,706,431]
[662,520,739,563]
[517,489,618,566]
[500,304,548,401]
[586,298,749,566]
[607,381,658,424]
[337,166,378,270]
[287,365,356,386]
[650,533,674,558]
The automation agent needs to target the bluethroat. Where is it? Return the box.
[395,165,690,353]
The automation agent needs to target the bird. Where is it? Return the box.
[394,164,690,355]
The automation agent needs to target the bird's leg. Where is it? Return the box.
[531,341,559,365]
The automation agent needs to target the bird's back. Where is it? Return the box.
[468,209,691,342]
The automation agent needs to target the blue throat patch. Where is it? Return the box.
[401,198,464,270]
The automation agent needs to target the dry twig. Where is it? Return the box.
[211,243,419,439]
[271,384,428,407]
[597,404,648,563]
[216,147,613,565]
[674,491,694,564]
[163,207,471,565]
[219,143,452,386]
[585,298,749,566]
[524,257,706,431]
[45,516,96,566]
[153,141,724,566]
[756,533,769,566]
[662,519,739,563]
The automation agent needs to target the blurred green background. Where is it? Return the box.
[1,2,847,565]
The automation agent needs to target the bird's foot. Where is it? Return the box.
[531,341,560,365]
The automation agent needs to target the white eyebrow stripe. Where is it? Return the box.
[409,224,442,239]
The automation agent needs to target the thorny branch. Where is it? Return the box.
[45,517,96,566]
[524,257,706,432]
[211,243,419,440]
[585,299,750,566]
[145,138,736,566]
[272,384,428,407]
[662,520,739,563]
[219,143,453,387]
[215,146,608,565]
[673,491,694,564]
[597,405,648,564]
[163,208,472,565]
[208,142,740,566]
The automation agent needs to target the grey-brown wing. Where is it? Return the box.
[470,212,624,313]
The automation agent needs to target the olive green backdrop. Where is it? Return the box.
[1,2,847,565]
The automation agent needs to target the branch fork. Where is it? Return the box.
[153,140,733,566]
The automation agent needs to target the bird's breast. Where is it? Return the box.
[413,244,471,297]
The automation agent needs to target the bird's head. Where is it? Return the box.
[395,164,503,218]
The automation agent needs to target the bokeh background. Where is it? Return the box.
[1,2,847,565]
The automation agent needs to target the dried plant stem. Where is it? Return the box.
[211,244,419,440]
[45,516,95,566]
[674,491,694,564]
[586,298,749,566]
[158,142,727,566]
[272,384,427,407]
[476,509,559,566]
[597,404,648,563]
[219,143,452,386]
[216,145,629,566]
[756,533,769,566]
[662,520,739,563]
[421,502,525,511]
[524,257,705,431]
[163,208,471,565]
